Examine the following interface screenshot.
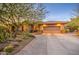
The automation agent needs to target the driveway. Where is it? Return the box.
[16,33,79,55]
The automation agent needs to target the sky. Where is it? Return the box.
[43,3,78,21]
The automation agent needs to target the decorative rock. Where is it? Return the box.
[0,52,6,55]
[10,42,19,47]
[16,39,23,42]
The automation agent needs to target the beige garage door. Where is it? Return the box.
[44,26,60,33]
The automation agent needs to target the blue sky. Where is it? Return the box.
[43,3,78,21]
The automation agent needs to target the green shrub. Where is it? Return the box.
[0,26,6,42]
[3,44,14,54]
[22,32,35,39]
[0,26,11,43]
[25,32,35,38]
[0,34,5,43]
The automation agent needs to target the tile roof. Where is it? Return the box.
[42,21,68,24]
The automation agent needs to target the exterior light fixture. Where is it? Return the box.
[43,24,47,27]
[56,24,61,27]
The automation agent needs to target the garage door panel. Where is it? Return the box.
[44,26,60,31]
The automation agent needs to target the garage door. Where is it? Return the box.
[43,26,60,33]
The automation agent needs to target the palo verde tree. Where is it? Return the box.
[27,4,47,32]
[0,3,35,37]
[0,3,47,37]
[65,4,79,32]
[21,4,47,32]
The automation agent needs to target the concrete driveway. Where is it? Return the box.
[16,33,79,55]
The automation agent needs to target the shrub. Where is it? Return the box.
[22,32,35,39]
[61,29,68,33]
[0,25,11,43]
[3,44,14,54]
[0,26,9,43]
[0,34,5,43]
[25,32,35,38]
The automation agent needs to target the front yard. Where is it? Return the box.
[0,32,35,55]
